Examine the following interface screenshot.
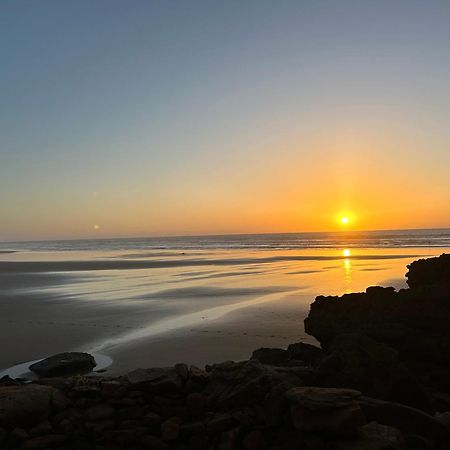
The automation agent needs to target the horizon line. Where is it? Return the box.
[1,225,450,245]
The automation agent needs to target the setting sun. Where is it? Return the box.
[341,216,350,225]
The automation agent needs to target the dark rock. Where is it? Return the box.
[242,429,266,450]
[174,363,189,381]
[304,259,450,376]
[313,333,433,413]
[86,403,115,421]
[101,381,122,397]
[28,420,53,437]
[206,413,235,434]
[358,396,449,442]
[333,421,404,449]
[206,360,301,409]
[264,385,289,427]
[216,428,240,450]
[180,421,205,436]
[10,427,29,442]
[29,352,96,377]
[117,405,146,420]
[160,417,180,441]
[86,419,115,434]
[251,348,289,366]
[287,342,324,366]
[0,384,63,427]
[406,253,450,288]
[126,368,182,394]
[18,433,67,449]
[0,427,7,446]
[188,434,209,450]
[186,392,208,417]
[142,411,162,429]
[140,434,170,450]
[285,386,365,437]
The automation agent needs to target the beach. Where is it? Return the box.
[0,230,449,375]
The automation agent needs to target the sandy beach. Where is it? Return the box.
[0,240,442,375]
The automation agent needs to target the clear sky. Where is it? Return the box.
[2,1,450,240]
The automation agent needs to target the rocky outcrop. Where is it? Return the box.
[304,254,450,400]
[313,333,433,413]
[406,253,450,288]
[29,353,96,377]
[1,350,448,449]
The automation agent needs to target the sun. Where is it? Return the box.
[341,216,350,225]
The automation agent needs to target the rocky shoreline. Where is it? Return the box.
[1,254,450,449]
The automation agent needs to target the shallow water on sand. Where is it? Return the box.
[0,232,448,373]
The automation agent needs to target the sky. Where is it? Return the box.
[2,1,450,240]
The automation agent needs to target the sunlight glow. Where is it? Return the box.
[343,249,351,257]
[341,216,350,225]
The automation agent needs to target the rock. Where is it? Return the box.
[29,352,96,377]
[406,253,450,288]
[0,427,7,446]
[10,427,29,442]
[206,413,235,434]
[85,418,115,434]
[313,333,433,413]
[85,403,115,421]
[18,433,66,449]
[174,363,189,381]
[242,429,266,450]
[206,360,301,409]
[126,368,182,394]
[0,384,63,427]
[101,380,122,396]
[333,422,404,449]
[435,411,450,431]
[142,411,162,429]
[180,421,205,436]
[28,420,53,437]
[117,405,146,420]
[285,386,361,410]
[251,348,289,366]
[186,392,208,417]
[216,428,240,450]
[140,434,170,450]
[161,418,180,441]
[264,385,289,427]
[304,257,450,382]
[286,342,323,365]
[358,396,449,442]
[285,387,365,437]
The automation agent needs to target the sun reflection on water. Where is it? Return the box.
[342,249,352,293]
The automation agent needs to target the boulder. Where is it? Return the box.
[125,367,183,394]
[285,386,365,437]
[29,352,96,377]
[313,333,433,413]
[0,384,64,428]
[359,396,449,442]
[205,360,302,410]
[251,348,289,366]
[286,342,324,366]
[334,422,404,450]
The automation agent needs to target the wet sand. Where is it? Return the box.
[0,247,440,373]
